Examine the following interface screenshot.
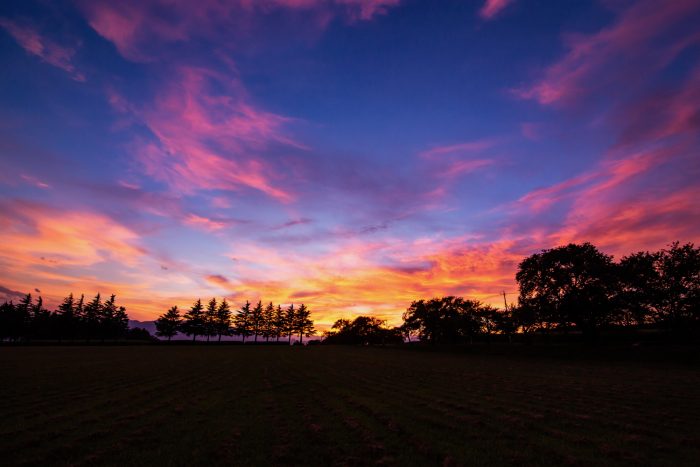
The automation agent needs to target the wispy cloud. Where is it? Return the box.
[0,18,85,81]
[115,66,301,202]
[78,0,402,62]
[514,0,700,106]
[479,0,514,20]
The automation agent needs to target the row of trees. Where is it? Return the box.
[397,242,699,344]
[0,293,132,342]
[155,299,316,343]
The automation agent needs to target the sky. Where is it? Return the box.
[1,0,699,328]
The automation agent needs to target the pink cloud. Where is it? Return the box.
[420,140,495,159]
[440,159,494,179]
[479,0,514,20]
[183,214,231,232]
[124,66,300,202]
[418,140,495,183]
[0,18,85,81]
[20,174,50,189]
[77,0,402,62]
[515,0,700,106]
[614,65,700,147]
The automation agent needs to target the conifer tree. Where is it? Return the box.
[30,296,51,339]
[75,294,85,338]
[234,301,252,343]
[285,303,296,344]
[251,300,263,342]
[182,299,205,342]
[205,298,218,342]
[100,294,117,341]
[155,306,181,341]
[16,294,32,339]
[84,293,102,341]
[215,299,232,342]
[56,293,75,340]
[295,303,315,344]
[274,304,285,342]
[114,298,129,338]
[262,302,275,341]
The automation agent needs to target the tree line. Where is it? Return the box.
[0,293,138,342]
[2,241,697,345]
[155,299,316,344]
[322,241,699,345]
[395,241,700,344]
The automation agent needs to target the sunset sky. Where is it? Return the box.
[1,0,699,327]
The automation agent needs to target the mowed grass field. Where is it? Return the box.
[1,346,699,466]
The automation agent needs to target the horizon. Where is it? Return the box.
[1,0,699,328]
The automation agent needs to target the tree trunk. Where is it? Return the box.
[192,334,196,342]
[288,333,292,344]
[218,334,222,342]
[299,332,303,344]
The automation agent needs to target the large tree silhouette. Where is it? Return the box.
[656,242,700,329]
[324,316,401,345]
[516,243,617,338]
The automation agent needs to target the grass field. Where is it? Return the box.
[1,346,699,466]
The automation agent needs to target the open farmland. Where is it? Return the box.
[1,346,698,466]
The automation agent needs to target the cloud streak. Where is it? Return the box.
[0,18,85,81]
[479,0,514,20]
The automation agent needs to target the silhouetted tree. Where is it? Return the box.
[182,299,205,342]
[75,294,85,338]
[493,306,517,343]
[98,294,127,341]
[84,293,102,341]
[234,301,252,343]
[262,302,275,341]
[55,293,76,341]
[656,242,700,330]
[295,303,315,344]
[30,296,52,340]
[285,304,296,344]
[251,301,263,343]
[215,299,232,342]
[204,298,218,342]
[0,301,25,342]
[99,294,118,341]
[403,297,496,344]
[156,306,181,341]
[324,316,401,345]
[273,304,285,341]
[516,243,617,338]
[16,294,32,340]
[617,251,661,326]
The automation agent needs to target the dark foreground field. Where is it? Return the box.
[1,346,699,466]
